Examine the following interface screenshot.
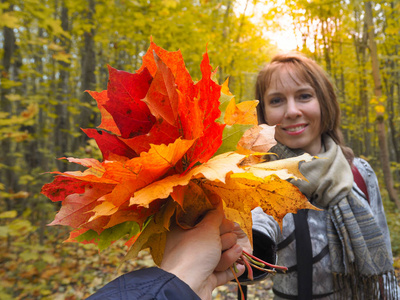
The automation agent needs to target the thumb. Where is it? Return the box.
[214,263,246,287]
[196,208,224,230]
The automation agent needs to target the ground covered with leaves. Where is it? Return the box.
[1,196,399,299]
[1,222,399,300]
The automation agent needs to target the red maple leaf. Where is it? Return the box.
[183,52,225,170]
[104,66,155,138]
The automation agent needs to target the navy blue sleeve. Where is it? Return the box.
[86,267,201,300]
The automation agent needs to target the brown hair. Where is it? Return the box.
[255,52,354,163]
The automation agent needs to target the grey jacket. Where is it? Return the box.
[251,158,395,299]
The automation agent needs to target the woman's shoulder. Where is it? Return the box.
[352,157,382,206]
[353,157,375,179]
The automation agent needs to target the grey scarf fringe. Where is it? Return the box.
[333,270,398,300]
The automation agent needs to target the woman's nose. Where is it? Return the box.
[285,99,302,119]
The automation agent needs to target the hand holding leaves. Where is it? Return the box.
[161,208,245,299]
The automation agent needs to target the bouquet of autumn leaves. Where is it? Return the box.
[41,41,316,277]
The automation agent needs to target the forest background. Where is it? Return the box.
[1,0,399,299]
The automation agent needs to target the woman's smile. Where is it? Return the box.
[281,123,308,134]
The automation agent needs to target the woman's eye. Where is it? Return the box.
[299,93,312,100]
[269,97,282,105]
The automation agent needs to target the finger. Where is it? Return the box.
[220,232,237,251]
[214,263,246,287]
[220,218,235,235]
[233,223,253,253]
[215,243,242,272]
[196,208,224,230]
[232,222,247,237]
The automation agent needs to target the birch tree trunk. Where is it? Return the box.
[364,1,400,208]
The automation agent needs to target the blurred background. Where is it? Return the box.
[1,0,399,298]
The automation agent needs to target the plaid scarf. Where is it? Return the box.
[269,135,398,299]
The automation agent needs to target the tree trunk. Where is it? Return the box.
[228,0,250,98]
[360,21,371,157]
[81,0,96,113]
[73,0,97,151]
[396,77,400,164]
[364,1,400,208]
[218,0,232,84]
[354,16,370,157]
[1,4,19,211]
[384,60,399,163]
[55,3,71,172]
[321,19,331,73]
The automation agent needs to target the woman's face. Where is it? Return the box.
[262,68,322,155]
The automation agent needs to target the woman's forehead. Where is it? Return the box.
[268,66,310,90]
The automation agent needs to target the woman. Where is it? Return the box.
[243,52,399,299]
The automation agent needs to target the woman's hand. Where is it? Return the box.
[161,208,246,300]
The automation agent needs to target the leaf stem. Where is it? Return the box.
[242,250,288,272]
[247,262,277,274]
[230,266,245,300]
[241,254,253,280]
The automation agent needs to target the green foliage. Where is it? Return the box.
[215,123,253,156]
[215,91,253,155]
[0,217,36,238]
[75,222,141,251]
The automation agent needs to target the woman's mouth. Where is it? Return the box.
[282,124,307,134]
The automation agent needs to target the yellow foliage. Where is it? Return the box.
[375,105,385,114]
[0,12,19,28]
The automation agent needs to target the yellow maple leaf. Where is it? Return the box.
[202,173,319,233]
[223,204,254,246]
[224,97,259,126]
[221,78,232,96]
